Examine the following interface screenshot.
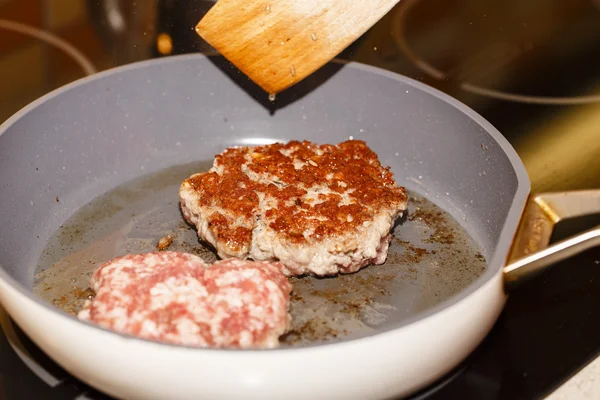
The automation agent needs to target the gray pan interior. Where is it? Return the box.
[0,54,529,346]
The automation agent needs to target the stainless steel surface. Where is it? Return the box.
[505,226,600,290]
[504,190,600,290]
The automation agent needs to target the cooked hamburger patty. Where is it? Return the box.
[180,140,408,276]
[77,252,291,349]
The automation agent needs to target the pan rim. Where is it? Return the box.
[0,53,531,353]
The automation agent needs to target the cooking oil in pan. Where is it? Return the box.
[34,162,486,347]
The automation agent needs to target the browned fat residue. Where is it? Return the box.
[409,205,455,245]
[281,268,397,345]
[52,287,95,316]
[312,273,393,318]
[280,319,345,344]
[177,241,217,261]
[309,286,356,318]
[393,239,431,263]
[179,220,193,230]
[339,299,370,320]
[290,290,305,304]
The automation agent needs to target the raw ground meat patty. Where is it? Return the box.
[77,252,292,349]
[179,140,408,276]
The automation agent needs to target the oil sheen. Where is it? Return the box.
[34,162,487,347]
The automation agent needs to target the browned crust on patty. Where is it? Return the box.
[183,140,407,254]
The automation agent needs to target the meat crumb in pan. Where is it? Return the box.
[157,234,173,250]
[180,140,408,276]
[77,252,292,349]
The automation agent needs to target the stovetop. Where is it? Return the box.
[1,0,599,399]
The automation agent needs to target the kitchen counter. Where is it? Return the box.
[547,358,600,400]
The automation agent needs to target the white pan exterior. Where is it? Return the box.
[0,271,506,399]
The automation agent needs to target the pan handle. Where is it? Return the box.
[503,190,600,292]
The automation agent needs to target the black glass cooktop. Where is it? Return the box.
[1,0,599,398]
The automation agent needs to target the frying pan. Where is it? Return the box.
[0,54,598,400]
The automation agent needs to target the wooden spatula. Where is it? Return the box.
[195,0,401,95]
